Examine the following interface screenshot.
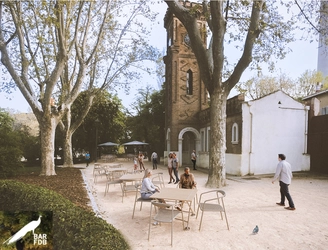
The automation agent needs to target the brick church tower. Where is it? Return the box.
[163,1,209,165]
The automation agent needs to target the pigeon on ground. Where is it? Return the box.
[252,225,259,234]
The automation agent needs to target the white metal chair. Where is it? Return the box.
[104,170,124,196]
[132,183,153,219]
[152,172,165,188]
[196,190,229,231]
[93,163,102,178]
[93,164,106,183]
[148,200,183,247]
[120,180,139,203]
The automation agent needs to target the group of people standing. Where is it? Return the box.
[134,152,146,171]
[167,152,180,184]
[134,151,159,171]
[167,150,197,184]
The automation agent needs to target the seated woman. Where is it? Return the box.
[140,169,160,199]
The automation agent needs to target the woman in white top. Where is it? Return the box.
[140,169,160,199]
[167,152,175,184]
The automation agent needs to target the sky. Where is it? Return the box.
[0,1,319,113]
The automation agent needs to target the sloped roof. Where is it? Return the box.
[302,89,328,100]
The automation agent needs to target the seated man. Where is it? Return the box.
[179,167,197,189]
[178,167,197,215]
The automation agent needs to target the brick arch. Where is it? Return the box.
[178,127,200,165]
[178,127,200,140]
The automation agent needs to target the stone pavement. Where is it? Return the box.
[79,159,328,250]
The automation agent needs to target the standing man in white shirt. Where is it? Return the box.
[272,154,296,211]
[151,151,158,170]
[191,150,197,170]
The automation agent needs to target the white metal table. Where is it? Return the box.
[150,187,198,230]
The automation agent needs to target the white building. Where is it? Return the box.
[197,90,310,176]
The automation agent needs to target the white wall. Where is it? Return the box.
[239,91,310,175]
[193,91,310,176]
[198,151,209,169]
[226,153,242,175]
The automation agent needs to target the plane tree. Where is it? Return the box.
[126,86,165,158]
[0,1,159,174]
[165,0,297,187]
[55,1,159,168]
[236,70,328,101]
[69,91,126,161]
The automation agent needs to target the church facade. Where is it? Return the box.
[163,2,310,175]
[163,1,208,166]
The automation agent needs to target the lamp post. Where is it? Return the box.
[95,118,100,162]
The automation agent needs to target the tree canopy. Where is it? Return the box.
[0,0,159,175]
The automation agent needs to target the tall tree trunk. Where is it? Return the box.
[39,117,57,176]
[62,131,74,168]
[61,108,74,168]
[206,88,227,188]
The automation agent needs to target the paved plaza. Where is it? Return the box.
[79,159,328,250]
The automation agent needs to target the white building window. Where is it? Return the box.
[206,127,210,151]
[186,69,193,95]
[232,123,238,144]
[200,129,205,151]
[321,106,328,115]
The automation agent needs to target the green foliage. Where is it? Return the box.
[70,90,127,156]
[17,128,41,166]
[235,70,328,101]
[1,0,160,174]
[0,110,24,176]
[0,180,130,250]
[126,86,165,156]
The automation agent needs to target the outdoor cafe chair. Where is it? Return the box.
[148,200,183,247]
[121,180,139,203]
[104,170,124,196]
[131,183,156,219]
[93,164,106,183]
[151,172,165,188]
[93,163,102,178]
[196,190,230,231]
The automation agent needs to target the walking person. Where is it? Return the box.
[151,151,158,170]
[272,154,296,211]
[167,152,175,184]
[133,157,138,171]
[85,152,90,167]
[191,149,197,170]
[172,152,180,184]
[138,153,145,170]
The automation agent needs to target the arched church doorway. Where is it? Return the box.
[182,131,196,166]
[178,127,200,166]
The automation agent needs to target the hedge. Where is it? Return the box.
[0,180,130,250]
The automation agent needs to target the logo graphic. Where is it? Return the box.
[3,215,42,245]
[0,211,52,249]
